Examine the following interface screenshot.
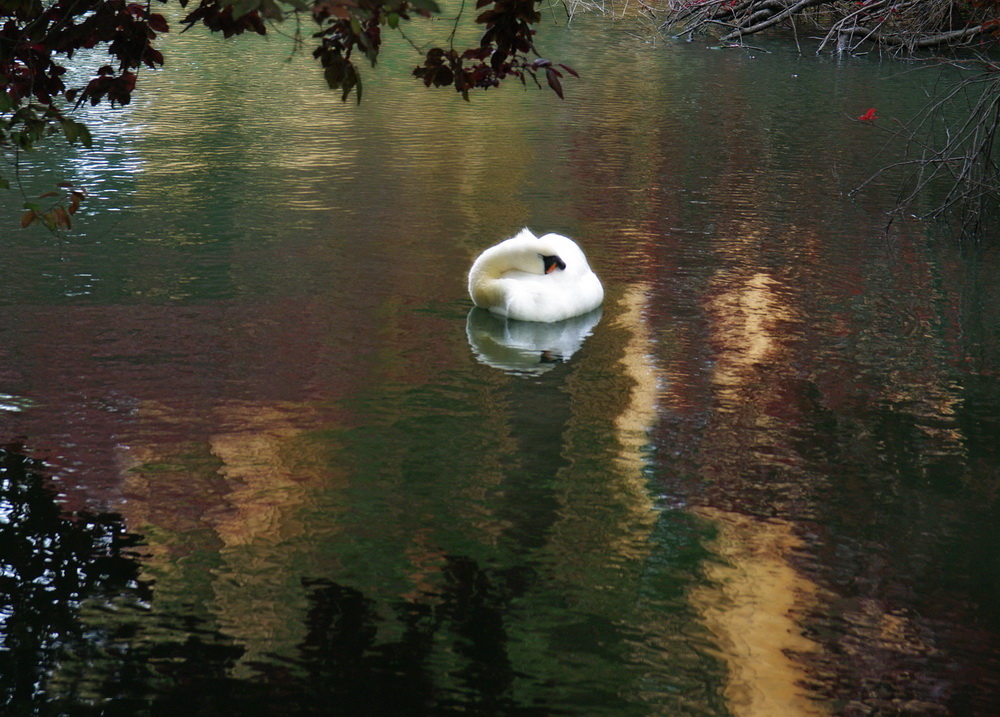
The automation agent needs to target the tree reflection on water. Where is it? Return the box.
[0,442,150,714]
[294,559,546,716]
[0,443,563,715]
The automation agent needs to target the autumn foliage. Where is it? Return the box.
[0,0,572,188]
[413,0,578,99]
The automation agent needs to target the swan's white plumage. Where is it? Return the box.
[468,228,604,323]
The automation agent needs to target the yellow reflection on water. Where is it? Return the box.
[614,285,660,458]
[690,507,829,717]
[687,266,831,714]
[545,283,661,584]
[707,270,793,394]
[120,399,343,672]
[607,284,661,557]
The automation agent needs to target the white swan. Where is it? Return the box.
[468,228,604,323]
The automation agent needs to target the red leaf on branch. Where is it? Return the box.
[858,107,877,121]
[545,66,563,99]
[148,13,170,33]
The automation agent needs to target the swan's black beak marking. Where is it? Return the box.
[542,255,566,275]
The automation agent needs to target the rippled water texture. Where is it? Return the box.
[1,9,998,716]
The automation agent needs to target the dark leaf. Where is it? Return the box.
[340,63,358,101]
[147,13,169,33]
[53,206,71,229]
[434,65,453,87]
[144,47,165,68]
[545,66,563,97]
[61,119,92,147]
[324,56,347,87]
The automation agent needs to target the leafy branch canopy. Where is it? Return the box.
[0,0,575,187]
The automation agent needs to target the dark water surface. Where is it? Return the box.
[1,8,999,716]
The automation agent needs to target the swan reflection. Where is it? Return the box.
[466,307,602,376]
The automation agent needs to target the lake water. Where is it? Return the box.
[1,7,998,715]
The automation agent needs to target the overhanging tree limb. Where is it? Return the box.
[1,0,576,206]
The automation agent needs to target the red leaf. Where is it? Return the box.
[145,47,164,68]
[148,13,169,33]
[858,107,877,121]
[545,66,563,99]
[53,207,72,230]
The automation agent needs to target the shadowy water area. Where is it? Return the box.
[1,9,998,716]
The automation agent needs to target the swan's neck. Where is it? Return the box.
[468,248,536,313]
[473,246,544,281]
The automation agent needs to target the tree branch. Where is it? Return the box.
[719,0,829,42]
